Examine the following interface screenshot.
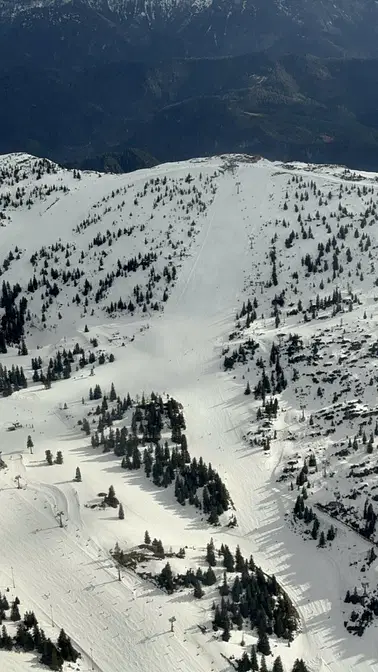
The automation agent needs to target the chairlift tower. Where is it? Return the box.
[362,581,369,601]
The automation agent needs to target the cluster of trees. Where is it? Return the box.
[86,390,231,524]
[0,158,56,189]
[293,495,336,546]
[0,280,28,346]
[344,586,378,636]
[0,363,27,396]
[236,297,259,330]
[253,367,284,402]
[45,450,63,465]
[211,542,298,645]
[112,534,167,569]
[156,561,215,598]
[0,593,79,670]
[0,343,115,399]
[238,650,309,672]
[31,344,114,387]
[224,338,259,371]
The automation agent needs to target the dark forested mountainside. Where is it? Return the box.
[3,53,378,171]
[2,0,378,170]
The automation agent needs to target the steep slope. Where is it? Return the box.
[2,153,378,672]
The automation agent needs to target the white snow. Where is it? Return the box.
[1,152,378,671]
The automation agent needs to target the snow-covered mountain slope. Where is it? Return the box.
[2,152,378,672]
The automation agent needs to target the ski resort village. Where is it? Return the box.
[1,151,378,672]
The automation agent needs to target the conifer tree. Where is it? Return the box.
[204,566,217,586]
[238,651,251,671]
[10,600,21,621]
[24,610,38,628]
[118,503,125,520]
[55,451,63,465]
[221,621,231,641]
[41,639,63,670]
[1,624,12,649]
[292,660,309,672]
[273,656,284,672]
[235,544,244,571]
[206,539,216,566]
[193,579,204,599]
[260,656,268,672]
[250,645,259,671]
[327,525,335,541]
[75,467,82,482]
[45,449,53,465]
[57,628,79,662]
[144,530,151,544]
[158,563,174,594]
[223,545,235,572]
[311,517,320,540]
[257,628,271,656]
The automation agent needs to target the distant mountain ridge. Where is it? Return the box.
[1,0,378,62]
[2,0,378,171]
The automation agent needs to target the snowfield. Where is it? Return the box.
[1,152,378,671]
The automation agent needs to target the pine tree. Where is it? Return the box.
[250,645,259,671]
[238,651,251,671]
[75,467,82,482]
[144,530,151,544]
[292,660,309,672]
[311,517,320,540]
[82,418,90,435]
[118,503,125,520]
[10,600,21,621]
[55,451,63,465]
[221,621,231,641]
[106,484,118,506]
[244,382,251,396]
[223,545,235,572]
[158,563,174,594]
[155,539,165,557]
[57,628,79,662]
[24,610,38,628]
[257,628,271,656]
[193,579,204,599]
[272,656,284,672]
[260,656,268,672]
[235,544,244,571]
[318,531,326,547]
[206,539,217,566]
[41,639,63,670]
[1,624,12,650]
[204,566,217,586]
[327,525,335,541]
[45,450,53,465]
